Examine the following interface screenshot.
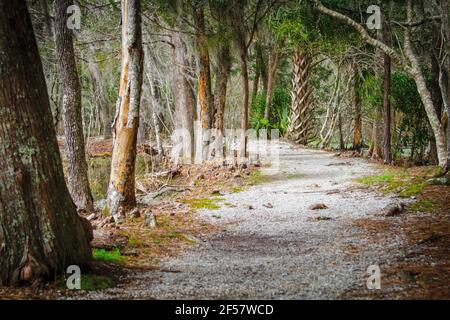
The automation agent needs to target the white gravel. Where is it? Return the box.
[81,141,408,299]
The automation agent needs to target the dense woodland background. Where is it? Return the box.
[0,0,449,290]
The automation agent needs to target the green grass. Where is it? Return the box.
[92,248,122,263]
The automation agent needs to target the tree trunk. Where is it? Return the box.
[338,112,345,150]
[172,9,195,164]
[352,69,363,151]
[263,49,281,120]
[87,47,111,140]
[0,0,92,285]
[230,4,249,159]
[370,109,383,159]
[238,49,249,159]
[106,0,143,220]
[213,45,231,135]
[54,0,94,212]
[287,48,312,145]
[193,6,213,162]
[383,53,392,164]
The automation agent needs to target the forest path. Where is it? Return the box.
[86,141,406,299]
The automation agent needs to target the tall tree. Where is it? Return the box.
[193,3,213,162]
[229,2,250,159]
[287,47,312,145]
[351,67,363,151]
[172,1,195,164]
[383,52,392,163]
[107,0,143,220]
[54,0,94,211]
[0,0,92,285]
[263,46,282,119]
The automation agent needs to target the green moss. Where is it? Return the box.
[399,183,427,198]
[230,186,245,193]
[248,170,268,185]
[181,197,225,210]
[409,199,438,213]
[57,274,115,291]
[356,172,395,185]
[356,169,428,198]
[92,248,122,263]
[80,275,115,291]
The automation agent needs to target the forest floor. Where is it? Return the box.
[0,140,448,299]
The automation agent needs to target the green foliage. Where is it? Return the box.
[250,85,291,135]
[391,72,430,162]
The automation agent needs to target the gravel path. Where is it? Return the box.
[84,141,407,299]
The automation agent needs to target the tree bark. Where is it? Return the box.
[54,0,94,212]
[172,8,195,164]
[263,48,281,120]
[238,49,250,159]
[213,45,231,135]
[287,48,312,145]
[230,4,249,159]
[107,0,143,220]
[0,0,92,285]
[383,53,392,163]
[193,5,213,162]
[351,68,363,151]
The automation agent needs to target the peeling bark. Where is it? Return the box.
[107,0,143,219]
[194,5,213,162]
